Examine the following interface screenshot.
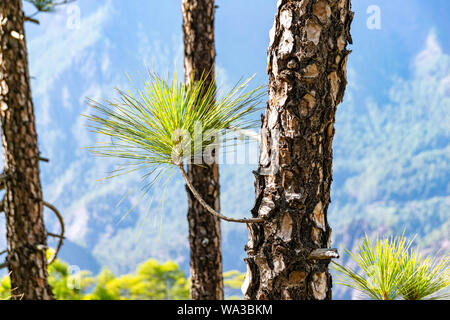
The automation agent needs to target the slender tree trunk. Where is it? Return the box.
[182,0,224,300]
[243,0,353,300]
[0,0,53,300]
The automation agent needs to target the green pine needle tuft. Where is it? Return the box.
[85,72,265,192]
[26,0,76,15]
[398,246,449,300]
[332,234,449,300]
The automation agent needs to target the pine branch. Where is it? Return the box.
[43,201,65,265]
[179,164,265,224]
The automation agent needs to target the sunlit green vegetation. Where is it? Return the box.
[333,234,449,300]
[0,252,246,300]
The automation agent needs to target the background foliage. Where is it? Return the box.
[0,255,244,300]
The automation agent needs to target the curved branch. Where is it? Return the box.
[24,16,40,24]
[26,0,77,23]
[43,201,65,265]
[179,164,265,224]
[47,232,64,239]
[0,200,64,268]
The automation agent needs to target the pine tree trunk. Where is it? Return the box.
[0,0,53,300]
[243,0,353,300]
[182,0,224,300]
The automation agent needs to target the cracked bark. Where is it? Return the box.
[243,0,353,300]
[0,0,53,300]
[182,0,224,300]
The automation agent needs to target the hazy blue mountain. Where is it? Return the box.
[0,0,448,299]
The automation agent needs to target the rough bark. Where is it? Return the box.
[0,0,53,300]
[243,0,353,300]
[182,0,224,300]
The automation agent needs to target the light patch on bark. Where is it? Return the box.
[285,191,302,202]
[303,64,319,78]
[269,22,276,48]
[287,59,298,69]
[277,0,283,9]
[1,80,8,95]
[340,12,347,24]
[313,1,331,24]
[246,224,256,254]
[241,261,252,295]
[342,54,349,78]
[338,0,347,9]
[266,174,277,190]
[282,288,292,299]
[273,255,285,274]
[328,71,340,103]
[327,123,334,139]
[271,80,288,108]
[312,201,325,230]
[337,35,346,51]
[310,272,328,300]
[305,20,322,45]
[279,29,294,58]
[282,170,303,200]
[280,9,293,29]
[268,109,279,129]
[311,227,322,245]
[271,53,279,77]
[280,212,293,242]
[10,30,23,40]
[258,196,275,217]
[259,131,270,167]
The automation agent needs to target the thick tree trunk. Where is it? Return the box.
[182,0,224,300]
[243,0,353,300]
[0,0,53,300]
